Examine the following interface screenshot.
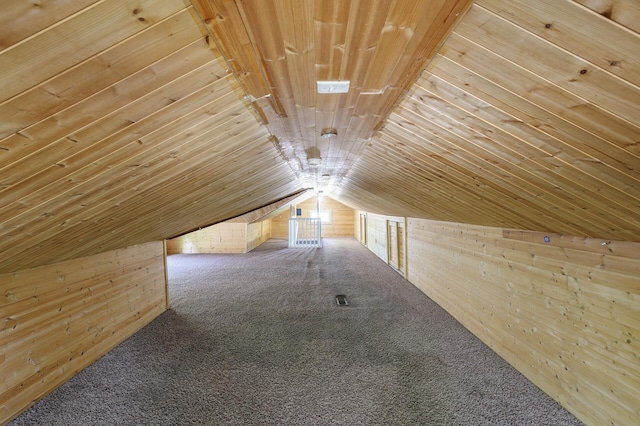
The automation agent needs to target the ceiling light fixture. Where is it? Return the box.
[308,157,322,166]
[321,130,337,138]
[317,80,350,94]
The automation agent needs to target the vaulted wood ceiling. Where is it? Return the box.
[1,0,639,273]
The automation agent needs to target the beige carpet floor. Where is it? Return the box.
[10,238,583,425]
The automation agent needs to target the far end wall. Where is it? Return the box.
[271,196,355,238]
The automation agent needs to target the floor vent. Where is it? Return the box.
[335,295,348,306]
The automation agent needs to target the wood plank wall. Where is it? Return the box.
[166,219,272,254]
[270,196,355,238]
[361,213,639,426]
[247,221,271,252]
[166,222,248,254]
[270,211,292,239]
[1,241,167,424]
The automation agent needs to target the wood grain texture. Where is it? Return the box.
[269,195,355,238]
[362,213,639,426]
[166,222,247,253]
[0,242,167,424]
[0,0,300,274]
[190,0,472,189]
[339,0,640,243]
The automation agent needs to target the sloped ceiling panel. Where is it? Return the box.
[1,0,639,274]
[190,0,473,190]
[0,1,301,273]
[338,0,640,242]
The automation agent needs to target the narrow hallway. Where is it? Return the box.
[11,239,582,425]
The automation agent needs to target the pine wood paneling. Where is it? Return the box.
[0,0,301,275]
[166,222,247,254]
[270,211,292,239]
[269,196,355,238]
[337,0,640,243]
[190,0,472,190]
[0,242,167,424]
[365,213,388,263]
[0,0,98,50]
[405,218,640,426]
[3,0,639,275]
[0,0,188,103]
[247,220,271,252]
[574,0,640,32]
[167,218,272,254]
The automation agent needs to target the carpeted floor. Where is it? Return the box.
[10,238,584,425]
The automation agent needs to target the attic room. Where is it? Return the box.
[0,0,638,425]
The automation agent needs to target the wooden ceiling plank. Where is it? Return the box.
[0,0,188,103]
[314,0,350,81]
[193,0,272,99]
[416,71,640,209]
[436,34,640,165]
[0,64,229,193]
[573,0,640,33]
[0,8,206,140]
[276,0,315,106]
[358,0,472,129]
[431,65,640,212]
[337,0,392,87]
[378,123,583,231]
[401,94,640,235]
[358,142,529,226]
[0,94,245,230]
[1,49,222,171]
[455,4,640,125]
[17,141,297,268]
[362,146,552,229]
[377,122,611,236]
[0,80,236,220]
[345,150,527,228]
[391,102,640,238]
[0,118,275,268]
[360,0,434,92]
[396,98,638,233]
[0,0,99,50]
[60,112,265,227]
[479,0,640,86]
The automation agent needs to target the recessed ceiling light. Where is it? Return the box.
[308,157,322,165]
[317,80,350,94]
